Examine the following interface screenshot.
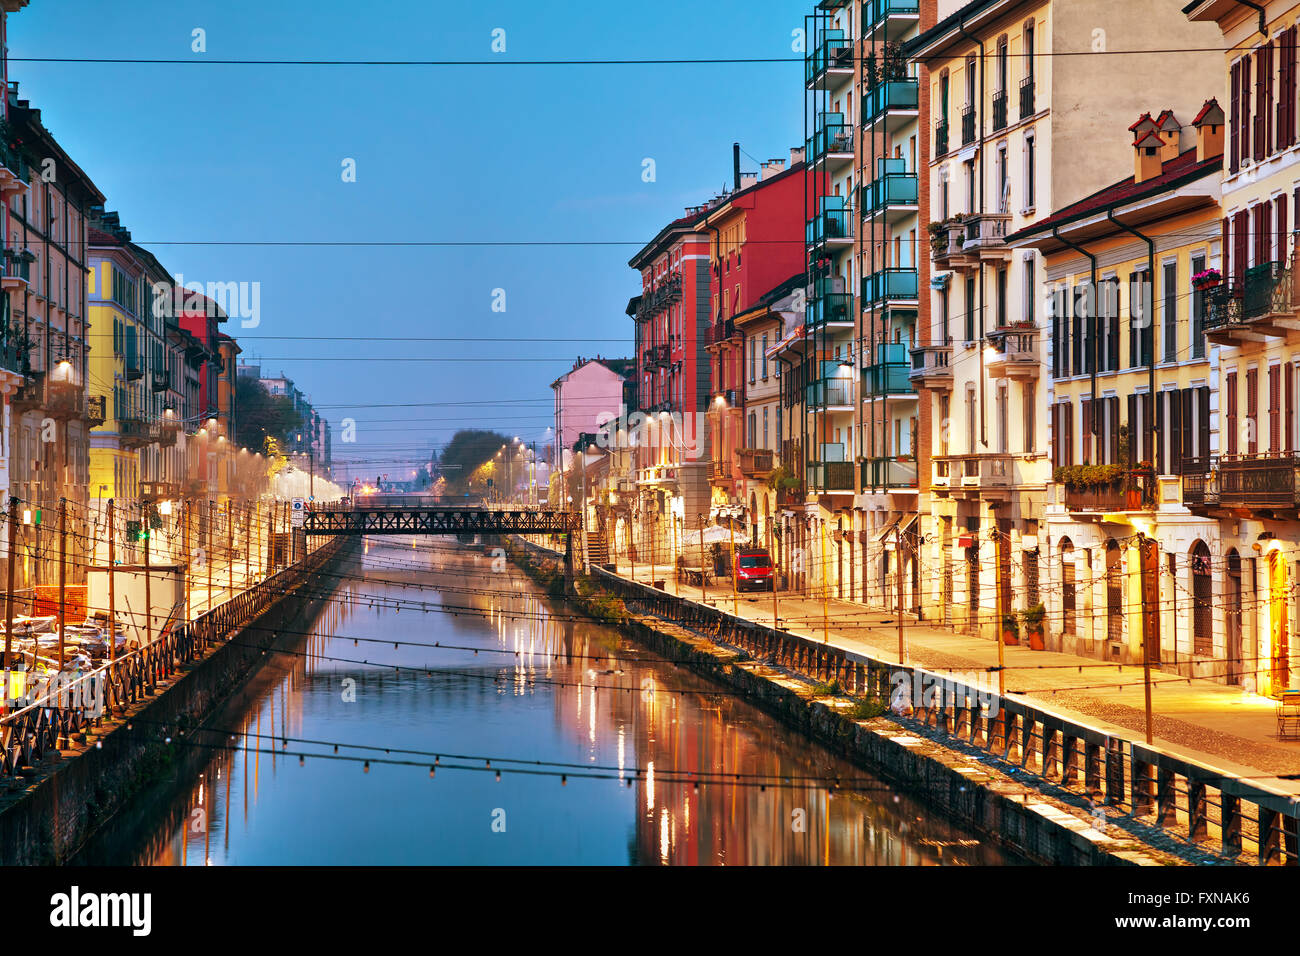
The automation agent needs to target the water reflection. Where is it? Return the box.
[73,538,1013,866]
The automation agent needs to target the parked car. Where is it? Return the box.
[734,548,773,592]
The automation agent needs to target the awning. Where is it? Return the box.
[877,513,918,549]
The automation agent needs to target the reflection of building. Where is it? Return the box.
[1008,106,1223,671]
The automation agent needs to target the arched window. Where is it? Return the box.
[1191,540,1213,657]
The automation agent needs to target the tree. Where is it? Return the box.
[235,376,303,453]
[436,429,512,495]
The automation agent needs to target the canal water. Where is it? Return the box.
[73,538,1015,865]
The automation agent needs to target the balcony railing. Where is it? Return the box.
[86,395,106,427]
[961,104,976,144]
[805,31,854,87]
[807,292,854,328]
[642,343,669,369]
[992,89,1008,131]
[0,338,23,376]
[865,79,918,124]
[963,212,1011,251]
[707,318,737,347]
[1061,469,1156,513]
[864,0,920,30]
[1204,263,1299,341]
[1218,453,1300,508]
[984,326,1039,377]
[864,172,918,213]
[634,274,683,321]
[862,344,912,395]
[936,454,1014,492]
[808,115,854,164]
[119,417,160,447]
[1019,76,1035,120]
[909,344,952,384]
[738,448,775,478]
[862,457,918,489]
[935,121,949,156]
[808,460,855,491]
[862,267,918,303]
[805,378,854,408]
[806,206,853,247]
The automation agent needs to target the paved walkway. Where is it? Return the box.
[606,559,1300,792]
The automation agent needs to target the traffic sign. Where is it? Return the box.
[291,497,306,528]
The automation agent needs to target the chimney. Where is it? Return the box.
[789,146,805,166]
[1193,98,1226,162]
[1134,130,1164,184]
[740,172,758,190]
[1129,112,1157,145]
[733,142,741,191]
[1153,110,1181,160]
[761,158,787,180]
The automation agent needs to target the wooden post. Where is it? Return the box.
[245,500,251,589]
[4,497,17,688]
[771,519,780,630]
[57,498,66,672]
[995,526,1005,698]
[820,518,829,644]
[207,500,214,611]
[228,502,234,593]
[107,499,116,663]
[698,514,707,606]
[729,518,737,616]
[142,499,152,646]
[896,524,905,665]
[180,499,189,623]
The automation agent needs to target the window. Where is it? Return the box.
[1022,381,1036,453]
[996,37,1008,93]
[996,144,1009,211]
[996,268,1007,328]
[1023,257,1036,324]
[940,286,951,345]
[964,276,976,342]
[965,385,976,455]
[1024,132,1036,208]
[996,384,1008,454]
[761,333,768,379]
[1129,269,1152,368]
[1024,21,1035,80]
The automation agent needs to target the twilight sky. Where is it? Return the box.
[10,0,804,483]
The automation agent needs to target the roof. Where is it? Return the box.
[903,0,1007,60]
[1005,146,1222,245]
[1192,98,1225,125]
[734,272,807,324]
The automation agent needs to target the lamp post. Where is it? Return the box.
[698,513,707,606]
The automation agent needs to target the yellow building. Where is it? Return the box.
[1183,0,1300,696]
[1008,105,1224,673]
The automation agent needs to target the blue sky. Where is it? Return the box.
[10,0,803,482]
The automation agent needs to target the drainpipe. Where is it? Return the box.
[1051,225,1098,454]
[957,15,987,448]
[1232,0,1268,37]
[1107,209,1157,464]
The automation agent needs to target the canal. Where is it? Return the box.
[73,537,1016,865]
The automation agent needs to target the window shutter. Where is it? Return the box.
[1180,388,1193,475]
[1234,210,1250,284]
[1051,403,1059,467]
[1065,403,1074,467]
[1127,393,1138,467]
[1247,366,1259,455]
[1110,396,1120,465]
[1279,193,1290,264]
[1081,398,1093,463]
[1256,48,1268,161]
[1242,52,1254,164]
[1288,363,1295,453]
[1231,60,1241,172]
[1166,391,1182,475]
[1270,364,1282,451]
[1227,371,1239,456]
[1198,386,1211,463]
[1265,41,1275,155]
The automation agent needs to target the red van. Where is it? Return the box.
[734,548,774,591]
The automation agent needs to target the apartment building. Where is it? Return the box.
[905,0,1219,638]
[1184,0,1300,696]
[1007,106,1224,672]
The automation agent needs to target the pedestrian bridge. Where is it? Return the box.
[302,503,581,536]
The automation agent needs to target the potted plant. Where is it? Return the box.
[1192,267,1221,292]
[1002,613,1020,647]
[1021,603,1046,651]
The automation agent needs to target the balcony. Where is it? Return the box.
[642,343,669,369]
[1,249,31,292]
[806,202,853,252]
[139,480,181,502]
[935,121,949,156]
[862,457,918,490]
[909,344,952,387]
[805,30,854,89]
[807,292,855,329]
[0,127,29,200]
[863,0,920,41]
[738,448,775,478]
[861,344,912,395]
[864,79,918,134]
[0,337,24,377]
[805,377,854,410]
[984,326,1040,379]
[863,170,918,225]
[1217,454,1300,510]
[151,370,170,392]
[86,395,106,427]
[119,417,160,448]
[933,454,1015,499]
[1059,467,1156,515]
[1019,76,1035,120]
[962,212,1012,260]
[992,89,1008,131]
[961,104,976,145]
[706,318,738,348]
[707,459,732,485]
[634,273,683,322]
[808,113,854,171]
[930,218,974,269]
[862,267,918,304]
[808,460,855,492]
[1204,264,1300,345]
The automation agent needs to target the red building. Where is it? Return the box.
[626,148,806,563]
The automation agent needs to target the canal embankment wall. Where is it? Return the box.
[0,537,360,865]
[503,536,1227,866]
